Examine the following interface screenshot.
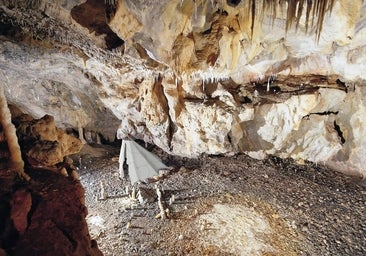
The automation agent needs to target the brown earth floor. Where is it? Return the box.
[74,143,366,256]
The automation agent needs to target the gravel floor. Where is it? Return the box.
[73,143,366,256]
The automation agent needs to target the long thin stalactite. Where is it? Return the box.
[0,76,30,181]
[252,0,335,40]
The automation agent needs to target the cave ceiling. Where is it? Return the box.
[0,0,366,177]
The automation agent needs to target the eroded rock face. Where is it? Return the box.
[13,113,82,166]
[0,0,366,177]
[0,112,101,255]
[0,169,103,256]
[116,74,366,177]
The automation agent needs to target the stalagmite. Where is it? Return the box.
[78,123,87,144]
[0,81,30,181]
[155,185,167,219]
[96,133,102,144]
[100,181,107,200]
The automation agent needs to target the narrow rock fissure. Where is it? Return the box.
[333,120,346,145]
[0,197,17,251]
[302,111,339,119]
[336,79,348,93]
[26,193,40,231]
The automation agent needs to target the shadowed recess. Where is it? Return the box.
[71,0,124,50]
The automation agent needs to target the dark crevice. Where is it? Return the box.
[0,21,25,41]
[217,9,229,16]
[334,121,346,145]
[240,96,253,104]
[70,0,124,50]
[26,193,40,233]
[202,27,212,35]
[0,195,18,252]
[227,133,232,144]
[302,111,339,119]
[336,79,348,93]
[0,22,15,36]
[227,0,241,7]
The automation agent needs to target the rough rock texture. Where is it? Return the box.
[0,0,366,176]
[13,112,82,166]
[0,169,103,256]
[0,110,102,255]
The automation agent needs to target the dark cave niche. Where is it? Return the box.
[0,21,25,41]
[227,0,241,7]
[0,23,15,36]
[334,121,346,145]
[70,0,124,50]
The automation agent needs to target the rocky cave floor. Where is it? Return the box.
[74,143,366,256]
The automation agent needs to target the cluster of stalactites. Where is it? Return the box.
[248,0,335,40]
[104,0,118,7]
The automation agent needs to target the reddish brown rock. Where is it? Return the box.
[10,189,32,235]
[0,112,100,255]
[0,169,102,256]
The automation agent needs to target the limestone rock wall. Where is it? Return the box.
[117,74,366,177]
[0,39,120,142]
[112,0,366,177]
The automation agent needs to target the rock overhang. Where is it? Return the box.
[0,0,365,177]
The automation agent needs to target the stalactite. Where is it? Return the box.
[104,0,118,7]
[249,0,335,40]
[0,79,30,181]
[250,0,256,40]
[193,0,197,20]
[78,124,87,145]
